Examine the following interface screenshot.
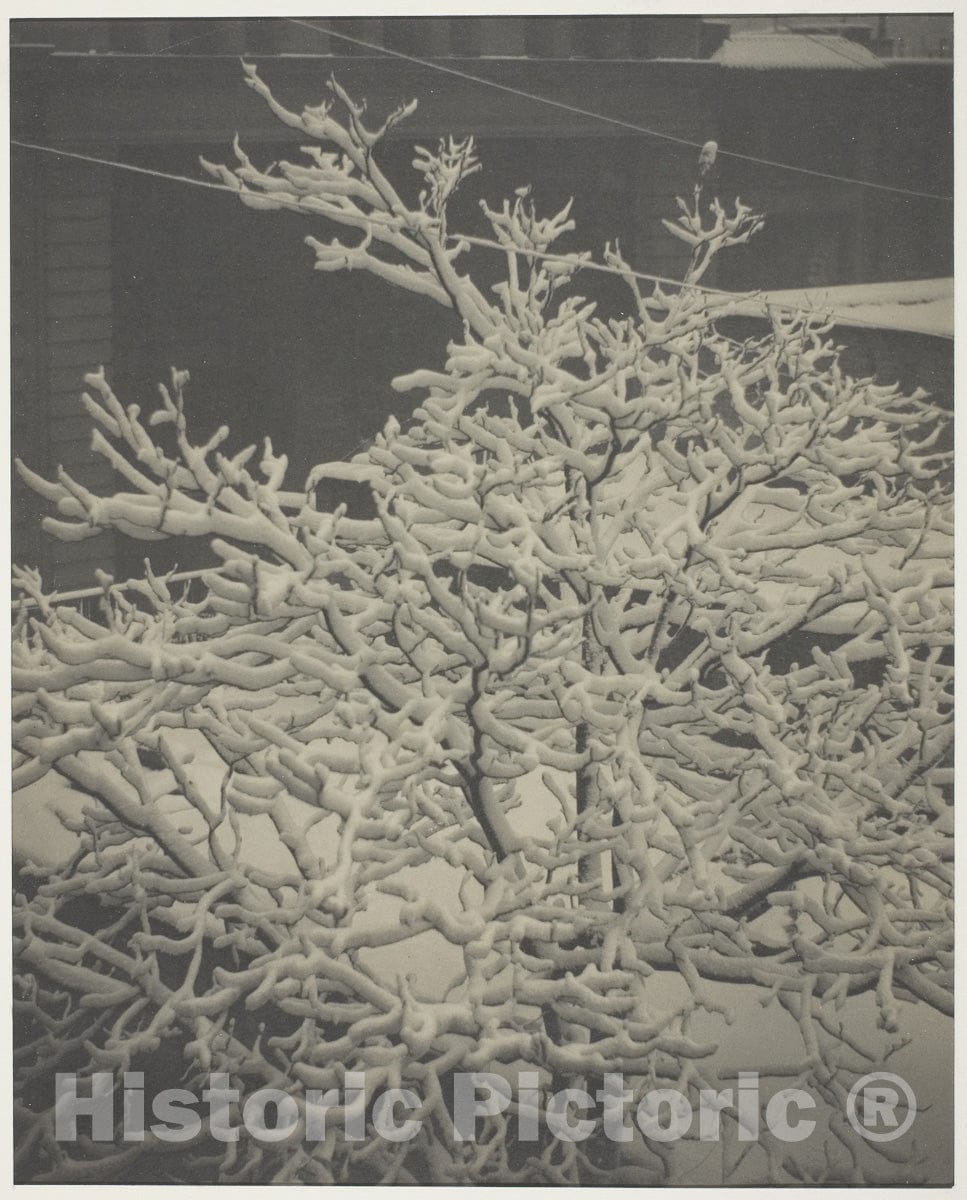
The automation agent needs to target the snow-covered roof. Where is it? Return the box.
[733,278,953,339]
[711,31,884,70]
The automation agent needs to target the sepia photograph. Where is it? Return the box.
[9,8,955,1188]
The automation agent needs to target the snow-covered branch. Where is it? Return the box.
[13,69,952,1186]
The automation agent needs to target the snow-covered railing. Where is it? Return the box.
[731,276,954,339]
[11,566,215,621]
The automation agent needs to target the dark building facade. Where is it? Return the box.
[11,17,953,590]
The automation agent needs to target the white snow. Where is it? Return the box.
[734,277,953,339]
[711,32,884,70]
[14,744,951,1179]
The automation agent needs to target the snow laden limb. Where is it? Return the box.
[13,73,952,1186]
[200,64,494,329]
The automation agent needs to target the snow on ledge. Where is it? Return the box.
[731,277,953,339]
[711,32,884,70]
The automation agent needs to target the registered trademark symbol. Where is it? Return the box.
[846,1072,917,1142]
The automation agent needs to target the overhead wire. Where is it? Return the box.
[151,23,246,57]
[447,232,952,338]
[17,19,950,202]
[284,17,952,203]
[11,138,951,339]
[12,139,242,196]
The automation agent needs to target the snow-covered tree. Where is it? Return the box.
[13,67,952,1185]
